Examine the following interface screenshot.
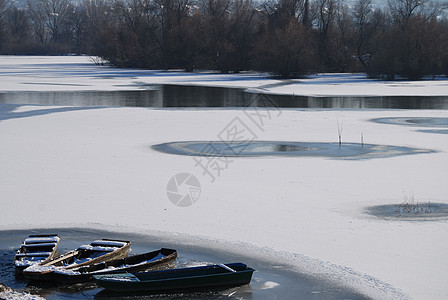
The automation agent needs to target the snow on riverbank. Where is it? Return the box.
[0,56,447,299]
[1,55,448,96]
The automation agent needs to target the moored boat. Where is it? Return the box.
[14,234,60,275]
[23,239,131,281]
[93,262,255,293]
[53,248,177,284]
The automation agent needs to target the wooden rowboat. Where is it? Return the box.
[23,239,131,281]
[14,234,61,275]
[93,263,255,293]
[53,248,177,285]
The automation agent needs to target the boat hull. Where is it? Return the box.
[54,248,177,285]
[14,234,60,276]
[22,239,131,282]
[93,263,254,293]
[22,269,55,282]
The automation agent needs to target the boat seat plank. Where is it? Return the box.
[24,237,60,244]
[22,242,58,248]
[218,264,237,272]
[15,252,53,257]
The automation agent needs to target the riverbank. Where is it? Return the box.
[1,56,448,97]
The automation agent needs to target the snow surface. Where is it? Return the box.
[0,288,44,300]
[1,55,448,96]
[14,256,48,267]
[78,245,115,252]
[22,264,57,273]
[0,56,447,299]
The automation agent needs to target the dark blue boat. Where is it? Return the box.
[93,262,254,293]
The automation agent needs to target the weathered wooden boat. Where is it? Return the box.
[22,239,131,281]
[93,263,255,293]
[14,234,61,275]
[53,248,177,285]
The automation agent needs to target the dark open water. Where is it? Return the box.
[0,228,370,299]
[1,85,447,109]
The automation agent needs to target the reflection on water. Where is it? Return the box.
[0,89,164,107]
[1,84,448,109]
[274,144,311,152]
[0,229,369,300]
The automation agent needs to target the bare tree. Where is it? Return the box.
[201,0,257,72]
[335,3,355,72]
[371,0,447,79]
[278,0,305,22]
[3,6,33,53]
[27,0,48,44]
[152,0,193,68]
[259,0,307,28]
[27,0,73,46]
[316,0,338,39]
[352,0,372,69]
[0,0,12,50]
[81,0,117,54]
[201,0,232,70]
[0,0,11,27]
[255,19,316,77]
[315,0,340,71]
[388,0,440,22]
[69,4,88,54]
[82,0,115,31]
[227,0,257,71]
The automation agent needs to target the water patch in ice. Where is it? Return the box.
[152,141,434,160]
[1,228,372,299]
[371,117,448,127]
[366,203,448,221]
[416,129,448,134]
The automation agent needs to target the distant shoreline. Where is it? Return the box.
[1,56,448,97]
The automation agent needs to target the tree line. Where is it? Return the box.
[1,0,447,79]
